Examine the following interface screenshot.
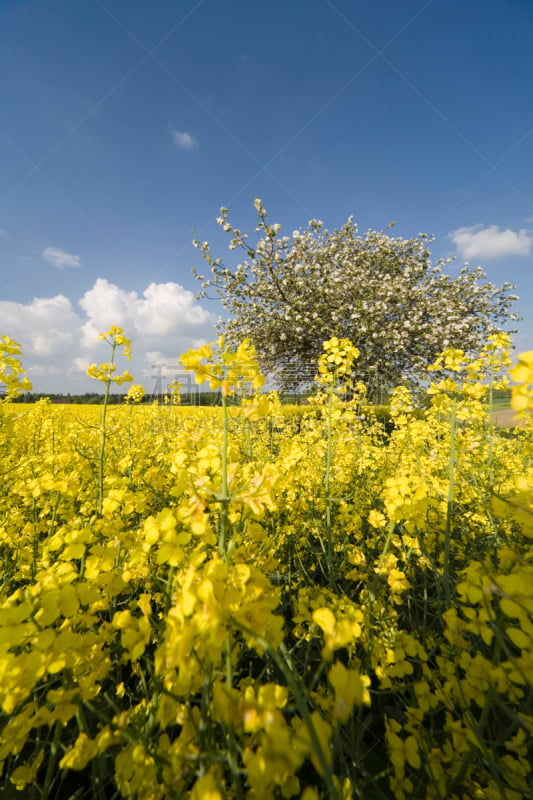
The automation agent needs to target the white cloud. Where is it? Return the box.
[450,225,532,261]
[0,228,7,239]
[42,247,82,269]
[0,295,81,357]
[0,279,216,393]
[171,129,199,150]
[79,278,213,349]
[70,356,92,374]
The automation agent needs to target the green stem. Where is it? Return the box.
[40,720,62,800]
[446,687,496,796]
[367,521,395,658]
[235,622,340,800]
[218,388,230,558]
[97,343,116,516]
[487,367,495,488]
[164,565,175,614]
[443,393,457,600]
[324,386,335,589]
[76,705,107,800]
[225,636,245,800]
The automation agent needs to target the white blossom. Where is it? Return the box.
[192,199,519,392]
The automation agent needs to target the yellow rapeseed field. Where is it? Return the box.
[0,329,532,799]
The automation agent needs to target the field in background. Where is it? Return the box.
[490,396,512,411]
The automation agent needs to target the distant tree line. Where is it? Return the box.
[4,391,222,406]
[4,390,288,406]
[3,387,511,407]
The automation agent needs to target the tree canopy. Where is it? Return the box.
[193,199,519,393]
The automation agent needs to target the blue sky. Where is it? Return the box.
[1,0,532,393]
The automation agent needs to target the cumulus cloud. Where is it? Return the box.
[79,278,213,349]
[70,356,92,375]
[42,247,82,269]
[0,295,81,359]
[0,279,216,393]
[171,129,199,150]
[450,225,532,260]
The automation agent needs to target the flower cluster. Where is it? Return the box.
[510,349,533,413]
[86,362,134,385]
[125,384,146,403]
[0,331,531,800]
[316,337,360,387]
[180,336,265,396]
[86,326,133,386]
[0,336,32,400]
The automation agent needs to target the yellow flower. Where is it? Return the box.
[180,338,265,395]
[386,719,421,770]
[312,607,361,660]
[0,335,32,400]
[190,768,224,800]
[59,733,98,771]
[388,569,411,593]
[98,326,132,359]
[368,509,387,529]
[510,350,533,413]
[328,661,371,721]
[316,337,360,386]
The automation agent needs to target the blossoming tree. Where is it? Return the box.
[193,199,519,392]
